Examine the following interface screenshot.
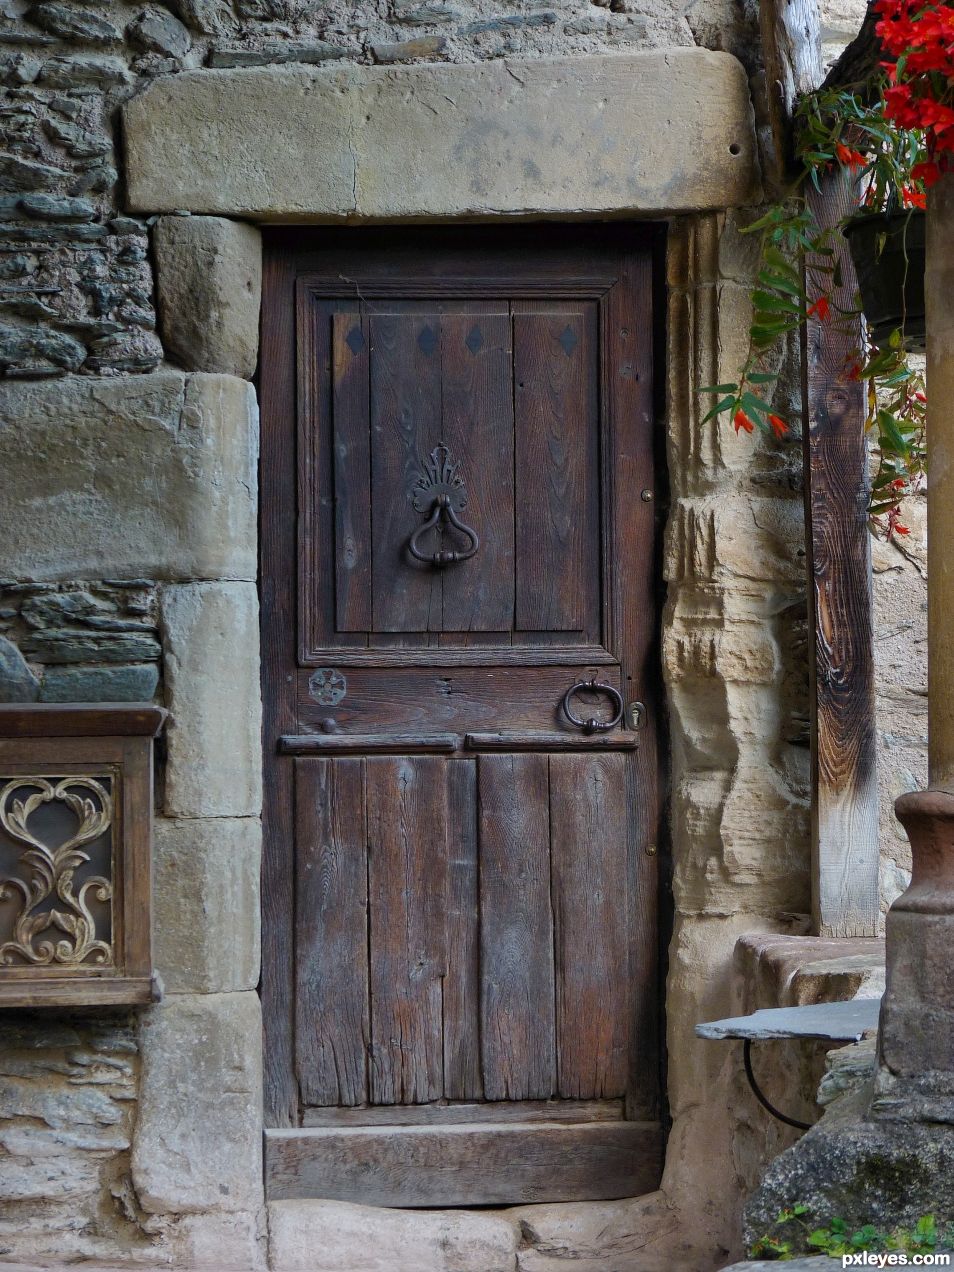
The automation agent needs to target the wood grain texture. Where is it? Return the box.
[513,306,598,633]
[478,754,556,1100]
[0,705,167,737]
[281,734,460,755]
[805,175,880,937]
[442,759,482,1099]
[332,313,372,633]
[371,313,443,634]
[465,731,638,751]
[439,309,515,632]
[260,242,301,1124]
[265,1121,663,1206]
[367,756,448,1103]
[302,1098,623,1126]
[758,0,824,188]
[296,664,621,735]
[295,759,369,1106]
[550,754,631,1099]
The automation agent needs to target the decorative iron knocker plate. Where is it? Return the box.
[407,444,479,568]
[561,677,625,734]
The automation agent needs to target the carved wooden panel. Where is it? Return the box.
[0,704,166,1008]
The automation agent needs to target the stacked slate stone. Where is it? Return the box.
[0,580,160,702]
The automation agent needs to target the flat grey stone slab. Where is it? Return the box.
[696,997,881,1042]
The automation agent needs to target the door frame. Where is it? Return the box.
[258,223,671,1152]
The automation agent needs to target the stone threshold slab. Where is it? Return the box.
[696,997,881,1042]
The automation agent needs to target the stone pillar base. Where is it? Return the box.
[880,791,954,1084]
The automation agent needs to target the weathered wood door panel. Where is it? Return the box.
[261,226,663,1206]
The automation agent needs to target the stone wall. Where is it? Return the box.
[0,367,264,1267]
[873,493,928,921]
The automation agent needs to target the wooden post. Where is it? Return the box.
[804,171,881,937]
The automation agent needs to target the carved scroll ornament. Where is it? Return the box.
[0,777,113,968]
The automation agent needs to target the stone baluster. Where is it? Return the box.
[877,172,954,1112]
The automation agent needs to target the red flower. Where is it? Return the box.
[836,142,867,171]
[902,185,927,208]
[807,296,831,322]
[913,160,942,187]
[887,504,911,537]
[768,414,789,438]
[891,477,907,490]
[734,409,755,435]
[846,359,863,381]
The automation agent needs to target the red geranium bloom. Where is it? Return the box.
[734,409,755,435]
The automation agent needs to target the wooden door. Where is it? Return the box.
[260,226,664,1207]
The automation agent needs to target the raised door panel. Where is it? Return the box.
[303,298,604,652]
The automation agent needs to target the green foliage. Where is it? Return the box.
[699,78,927,537]
[749,1207,951,1261]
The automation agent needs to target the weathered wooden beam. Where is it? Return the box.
[265,1122,662,1206]
[759,0,824,184]
[804,171,880,937]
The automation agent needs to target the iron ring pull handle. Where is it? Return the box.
[562,677,625,734]
[407,493,479,567]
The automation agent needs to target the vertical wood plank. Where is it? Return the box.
[332,313,372,633]
[367,756,448,1103]
[478,754,556,1100]
[443,758,482,1100]
[513,306,598,633]
[295,759,369,1106]
[605,246,661,1119]
[260,245,301,1125]
[550,753,631,1099]
[371,313,443,634]
[805,175,880,937]
[439,309,515,633]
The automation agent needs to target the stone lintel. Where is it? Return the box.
[123,52,760,220]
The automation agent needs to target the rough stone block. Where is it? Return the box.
[268,1199,517,1272]
[154,816,261,993]
[744,1082,954,1251]
[154,215,262,379]
[0,636,39,702]
[143,1210,265,1270]
[39,663,159,703]
[124,52,759,219]
[160,582,262,818]
[133,992,263,1215]
[0,373,258,583]
[511,1191,685,1272]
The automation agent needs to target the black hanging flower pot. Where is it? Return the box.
[842,209,926,352]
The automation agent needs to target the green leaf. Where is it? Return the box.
[748,372,778,385]
[699,383,739,395]
[753,291,802,314]
[701,395,736,424]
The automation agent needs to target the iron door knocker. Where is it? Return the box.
[406,443,479,568]
[562,677,625,734]
[407,493,480,567]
